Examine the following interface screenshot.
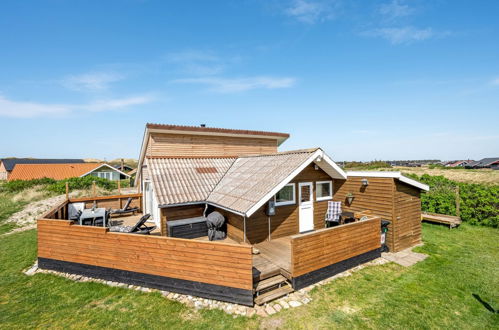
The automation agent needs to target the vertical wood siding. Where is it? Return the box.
[393,181,422,251]
[290,217,381,277]
[37,219,253,290]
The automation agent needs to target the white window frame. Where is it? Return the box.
[274,183,296,206]
[316,180,333,201]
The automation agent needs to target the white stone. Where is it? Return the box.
[289,300,302,308]
[265,305,277,315]
[279,300,290,309]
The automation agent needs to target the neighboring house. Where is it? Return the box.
[113,164,135,172]
[446,160,474,167]
[0,158,84,180]
[466,157,499,170]
[8,163,130,181]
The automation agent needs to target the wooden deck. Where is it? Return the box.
[255,237,292,279]
[422,212,462,228]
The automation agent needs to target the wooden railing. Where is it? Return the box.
[37,219,253,291]
[43,200,69,219]
[69,193,142,212]
[290,216,381,277]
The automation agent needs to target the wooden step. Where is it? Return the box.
[254,274,287,292]
[254,284,294,305]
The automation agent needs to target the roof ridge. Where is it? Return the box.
[146,123,290,138]
[146,155,239,159]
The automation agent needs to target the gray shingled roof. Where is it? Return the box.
[206,149,318,214]
[147,157,236,205]
[0,158,85,171]
[470,157,499,167]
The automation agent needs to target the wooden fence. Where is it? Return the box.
[290,217,381,277]
[37,219,253,304]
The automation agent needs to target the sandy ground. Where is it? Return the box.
[383,167,499,185]
[2,186,138,236]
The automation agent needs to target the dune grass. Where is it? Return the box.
[0,223,497,329]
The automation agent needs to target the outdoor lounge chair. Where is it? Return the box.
[109,198,139,216]
[69,210,82,221]
[325,201,342,227]
[109,214,156,235]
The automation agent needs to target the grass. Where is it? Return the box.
[0,193,26,234]
[387,166,499,185]
[0,223,497,329]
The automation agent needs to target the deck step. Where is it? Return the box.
[254,274,287,292]
[254,283,294,305]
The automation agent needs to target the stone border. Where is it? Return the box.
[24,258,389,317]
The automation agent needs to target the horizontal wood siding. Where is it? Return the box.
[217,209,245,243]
[291,217,381,277]
[333,177,395,250]
[148,133,277,157]
[37,219,253,290]
[394,181,422,251]
[161,205,205,236]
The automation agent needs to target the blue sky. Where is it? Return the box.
[1,0,498,161]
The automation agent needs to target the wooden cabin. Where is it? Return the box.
[37,123,429,306]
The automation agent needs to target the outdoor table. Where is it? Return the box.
[79,208,107,227]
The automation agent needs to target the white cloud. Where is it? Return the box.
[167,50,228,75]
[174,76,296,93]
[285,0,339,24]
[491,77,499,85]
[378,0,414,20]
[0,94,154,118]
[62,72,124,91]
[363,26,435,44]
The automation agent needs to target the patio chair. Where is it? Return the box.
[109,198,139,216]
[325,201,342,227]
[69,210,82,222]
[109,214,156,235]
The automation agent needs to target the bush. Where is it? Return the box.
[344,161,392,170]
[406,174,499,228]
[46,176,117,194]
[1,178,57,193]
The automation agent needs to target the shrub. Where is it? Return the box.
[1,178,57,193]
[344,161,392,170]
[46,176,117,194]
[406,174,499,228]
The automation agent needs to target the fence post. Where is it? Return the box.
[65,182,69,200]
[118,180,121,194]
[92,181,96,197]
[455,186,460,218]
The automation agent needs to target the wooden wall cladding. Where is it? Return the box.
[244,164,333,244]
[161,205,205,236]
[290,217,381,277]
[333,177,395,249]
[394,181,422,251]
[37,219,253,290]
[148,133,278,157]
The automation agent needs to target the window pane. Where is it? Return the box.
[276,185,294,203]
[317,182,331,198]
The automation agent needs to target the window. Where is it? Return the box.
[275,183,296,206]
[316,181,333,201]
[94,172,113,180]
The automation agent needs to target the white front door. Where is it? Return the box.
[299,182,314,233]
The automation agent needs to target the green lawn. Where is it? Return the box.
[0,223,497,329]
[0,194,25,234]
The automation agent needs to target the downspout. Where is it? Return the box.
[243,216,247,243]
[203,203,208,217]
[268,216,271,241]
